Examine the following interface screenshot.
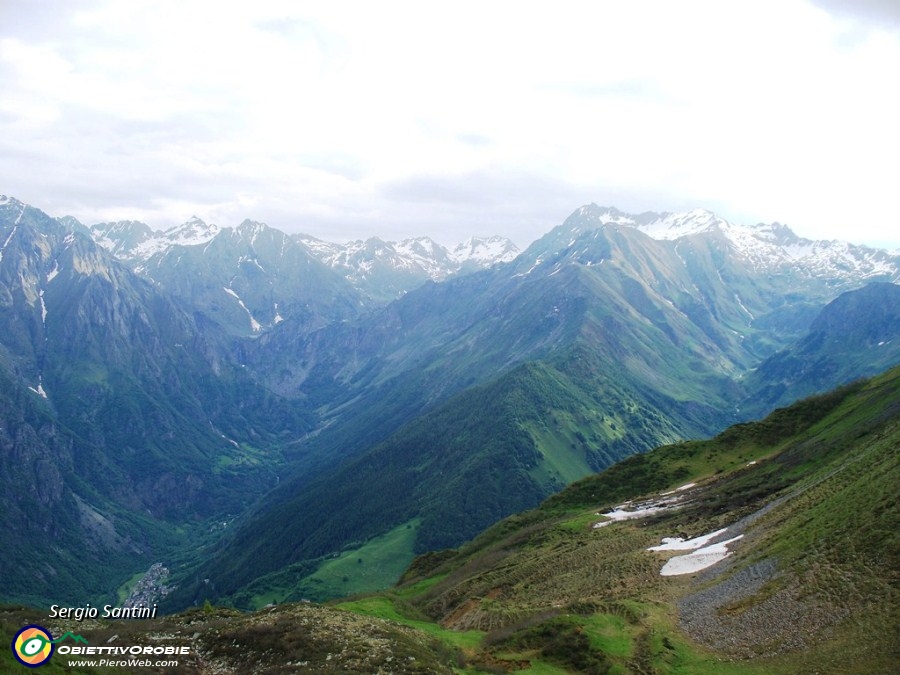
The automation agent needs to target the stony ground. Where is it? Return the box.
[675,493,850,660]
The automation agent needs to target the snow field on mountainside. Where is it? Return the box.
[647,527,745,576]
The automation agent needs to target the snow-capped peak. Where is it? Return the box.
[636,209,725,240]
[292,232,520,300]
[87,216,219,262]
[0,195,26,219]
[562,203,900,284]
[451,236,520,265]
[396,236,442,258]
[163,216,219,247]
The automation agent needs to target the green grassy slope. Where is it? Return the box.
[343,366,900,674]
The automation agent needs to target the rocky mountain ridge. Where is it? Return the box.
[66,199,900,314]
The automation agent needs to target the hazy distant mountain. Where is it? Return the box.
[137,220,366,337]
[88,216,219,264]
[451,235,521,267]
[298,233,519,302]
[742,281,900,413]
[80,216,365,336]
[562,205,900,286]
[520,205,900,357]
[85,215,520,306]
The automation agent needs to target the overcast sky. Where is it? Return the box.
[1,0,898,249]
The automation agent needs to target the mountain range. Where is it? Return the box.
[1,192,898,621]
[88,214,520,311]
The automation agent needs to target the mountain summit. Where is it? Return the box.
[88,215,220,264]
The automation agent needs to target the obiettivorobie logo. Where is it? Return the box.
[11,625,87,668]
[11,623,191,669]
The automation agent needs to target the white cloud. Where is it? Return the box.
[0,0,898,248]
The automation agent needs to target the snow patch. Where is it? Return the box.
[658,535,744,576]
[593,494,686,527]
[238,255,266,273]
[647,528,729,552]
[223,287,262,332]
[734,294,755,320]
[28,377,48,399]
[599,504,669,521]
[0,224,18,263]
[515,260,542,277]
[659,482,696,496]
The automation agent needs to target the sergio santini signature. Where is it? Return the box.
[49,602,158,620]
